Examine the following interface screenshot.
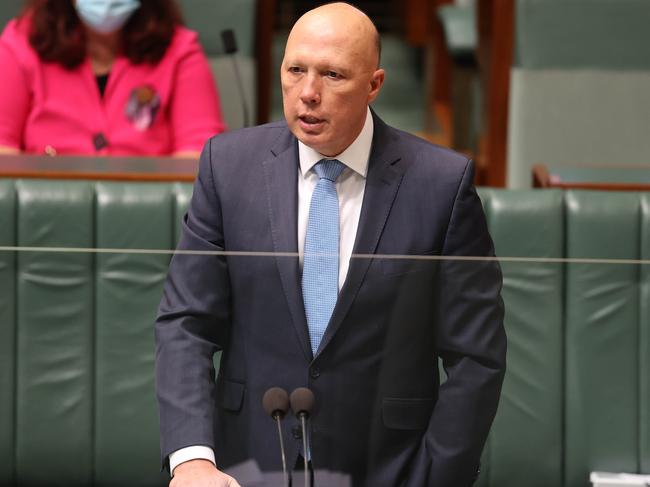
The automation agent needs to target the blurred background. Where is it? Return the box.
[1,0,649,189]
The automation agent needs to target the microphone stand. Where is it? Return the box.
[220,29,250,128]
[275,413,289,487]
[300,414,310,487]
[229,55,250,128]
[290,387,315,487]
[262,387,292,487]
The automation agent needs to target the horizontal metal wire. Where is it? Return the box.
[0,246,648,265]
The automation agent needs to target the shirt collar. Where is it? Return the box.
[298,107,373,178]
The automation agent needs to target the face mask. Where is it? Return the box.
[75,0,141,34]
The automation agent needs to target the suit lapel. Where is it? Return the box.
[315,115,405,357]
[262,131,313,361]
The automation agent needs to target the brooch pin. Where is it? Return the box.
[125,84,161,131]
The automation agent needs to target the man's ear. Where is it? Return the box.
[367,68,385,103]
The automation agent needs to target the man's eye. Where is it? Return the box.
[326,71,341,79]
[289,66,303,74]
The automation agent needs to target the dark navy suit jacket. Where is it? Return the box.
[155,112,506,486]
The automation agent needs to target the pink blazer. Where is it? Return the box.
[0,17,226,156]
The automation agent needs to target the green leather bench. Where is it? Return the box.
[0,180,193,487]
[0,180,648,486]
[477,189,650,487]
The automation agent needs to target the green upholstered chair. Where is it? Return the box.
[178,0,258,130]
[477,189,650,486]
[1,182,649,486]
[507,0,650,188]
[476,189,564,487]
[370,34,428,134]
[0,0,21,31]
[437,4,476,60]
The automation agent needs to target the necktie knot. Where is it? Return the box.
[314,159,345,182]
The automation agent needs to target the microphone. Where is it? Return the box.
[290,387,316,487]
[262,387,291,487]
[220,29,250,128]
[221,29,237,55]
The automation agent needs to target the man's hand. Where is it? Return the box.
[170,459,241,487]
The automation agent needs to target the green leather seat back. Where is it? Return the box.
[1,181,195,486]
[178,0,257,130]
[15,180,95,486]
[507,0,650,188]
[179,0,255,57]
[437,5,476,58]
[482,190,564,486]
[515,0,650,71]
[367,34,427,133]
[0,181,16,486]
[506,69,650,189]
[3,181,650,485]
[641,194,650,474]
[94,183,174,486]
[565,191,641,485]
[0,0,21,30]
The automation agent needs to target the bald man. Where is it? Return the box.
[155,3,506,487]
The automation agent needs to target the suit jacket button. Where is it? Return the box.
[310,367,321,379]
[292,425,302,439]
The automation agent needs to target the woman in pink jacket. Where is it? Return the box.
[0,0,226,157]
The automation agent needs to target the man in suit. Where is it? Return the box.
[155,3,506,487]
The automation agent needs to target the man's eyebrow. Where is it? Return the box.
[283,56,350,73]
[324,65,351,76]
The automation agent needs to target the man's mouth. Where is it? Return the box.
[299,115,324,125]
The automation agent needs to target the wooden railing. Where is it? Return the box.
[0,154,198,182]
[476,0,514,187]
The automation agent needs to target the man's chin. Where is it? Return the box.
[295,132,327,151]
[288,126,340,155]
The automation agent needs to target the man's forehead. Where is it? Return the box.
[287,23,351,49]
[284,40,349,61]
[289,7,374,45]
[285,29,370,65]
[286,7,379,69]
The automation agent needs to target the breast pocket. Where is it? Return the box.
[381,250,440,277]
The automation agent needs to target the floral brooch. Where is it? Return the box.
[125,84,161,131]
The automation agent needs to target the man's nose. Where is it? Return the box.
[299,73,321,105]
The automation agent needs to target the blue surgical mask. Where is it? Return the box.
[75,0,141,34]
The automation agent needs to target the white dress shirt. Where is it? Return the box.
[168,108,373,475]
[297,107,372,290]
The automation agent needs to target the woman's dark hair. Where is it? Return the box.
[23,0,184,69]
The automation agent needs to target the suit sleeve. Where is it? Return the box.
[409,160,507,486]
[155,138,231,468]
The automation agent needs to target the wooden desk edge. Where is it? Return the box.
[551,181,650,192]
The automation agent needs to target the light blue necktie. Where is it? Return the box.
[302,159,346,355]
